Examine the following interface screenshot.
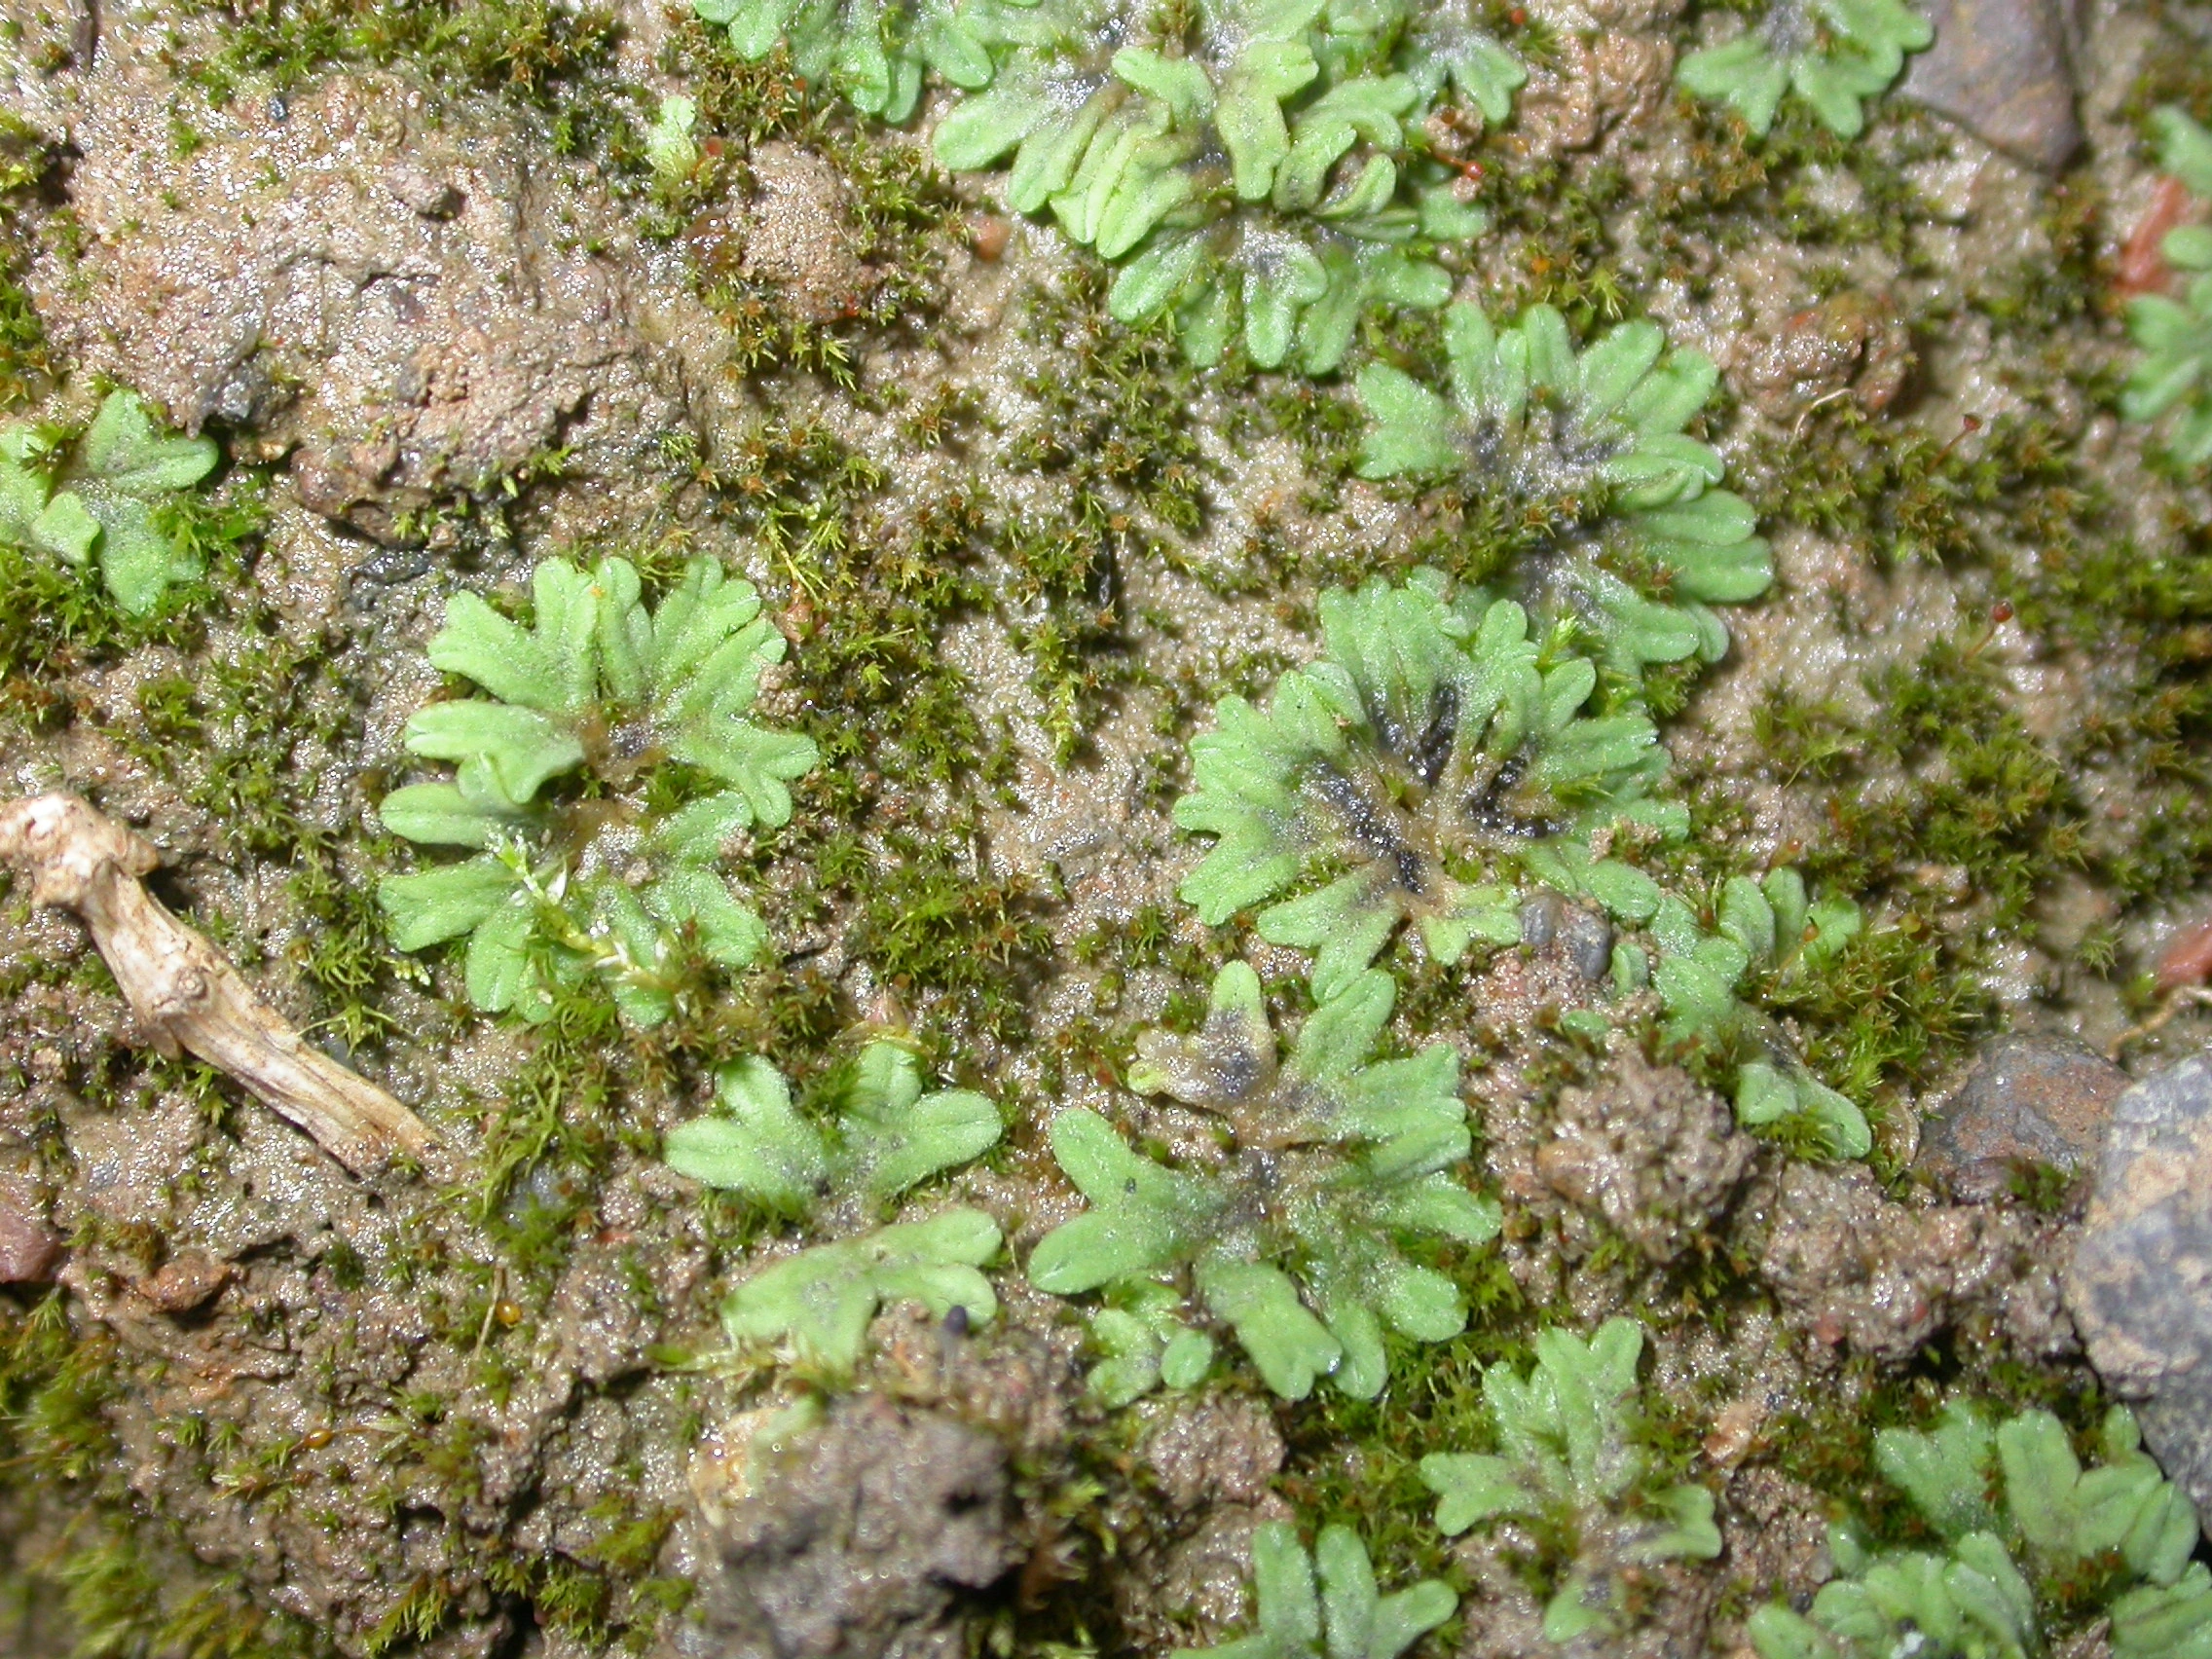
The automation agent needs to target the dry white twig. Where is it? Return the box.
[0,793,435,1176]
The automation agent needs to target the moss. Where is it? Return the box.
[471,978,627,1278]
[0,1296,337,1659]
[1763,920,1992,1131]
[1255,376,1370,521]
[1471,152,1636,329]
[57,1524,328,1659]
[1968,180,2102,335]
[580,1500,678,1578]
[1003,271,1207,753]
[1649,100,1947,264]
[689,386,1183,1046]
[283,836,427,1051]
[175,0,627,148]
[1677,390,2158,1094]
[708,420,1003,797]
[842,826,1056,1043]
[642,958,848,1081]
[1769,640,2083,936]
[0,538,204,720]
[1070,901,1222,994]
[1740,405,2083,571]
[323,1238,369,1292]
[1004,526,1135,764]
[1722,619,2121,1113]
[132,644,339,867]
[1013,270,1209,538]
[2121,15,2212,133]
[667,19,960,372]
[0,116,53,412]
[2018,521,2212,908]
[1684,357,2212,1061]
[14,0,2212,1638]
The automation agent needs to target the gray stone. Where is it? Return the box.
[2063,1051,2212,1531]
[1899,0,2082,171]
[1919,1033,2128,1201]
[1519,892,1615,981]
[1561,906,1614,982]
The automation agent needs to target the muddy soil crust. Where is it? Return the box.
[0,0,2206,1653]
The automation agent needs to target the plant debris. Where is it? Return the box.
[0,793,434,1175]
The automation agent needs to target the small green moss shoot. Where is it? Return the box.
[1750,1403,2210,1659]
[1354,300,1772,682]
[0,115,53,411]
[663,1041,1005,1376]
[0,1296,337,1659]
[1677,0,1933,139]
[1174,1519,1456,1659]
[377,551,819,1028]
[667,19,961,372]
[1029,961,1500,1401]
[2123,108,2212,466]
[174,0,628,151]
[1175,571,1679,999]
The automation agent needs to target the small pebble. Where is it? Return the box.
[1517,892,1611,978]
[1702,1395,1770,1469]
[0,1203,61,1284]
[1519,891,1563,951]
[2157,915,2212,992]
[386,166,462,219]
[1919,1033,2127,1200]
[133,1251,233,1314]
[2064,1051,2212,1533]
[1560,905,1613,981]
[1899,0,2081,169]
